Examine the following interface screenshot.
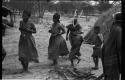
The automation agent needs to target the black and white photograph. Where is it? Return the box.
[2,0,121,80]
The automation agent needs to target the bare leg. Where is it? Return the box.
[54,59,57,65]
[95,57,99,68]
[51,59,58,66]
[21,61,29,73]
[2,53,6,62]
[2,47,6,62]
[2,47,6,71]
[70,59,74,67]
[76,56,81,64]
[92,57,98,70]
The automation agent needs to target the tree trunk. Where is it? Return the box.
[38,0,40,18]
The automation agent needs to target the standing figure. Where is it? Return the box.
[91,26,103,70]
[48,13,69,66]
[66,19,83,66]
[2,6,12,70]
[2,22,7,70]
[18,10,39,73]
[2,23,7,64]
[2,23,7,71]
[102,12,121,80]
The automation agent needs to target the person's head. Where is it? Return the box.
[22,10,31,23]
[94,26,100,34]
[2,7,11,17]
[112,12,121,25]
[3,11,9,17]
[73,18,78,25]
[53,13,60,23]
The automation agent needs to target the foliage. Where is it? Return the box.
[4,1,112,18]
[97,1,113,12]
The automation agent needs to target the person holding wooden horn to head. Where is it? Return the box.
[66,12,84,66]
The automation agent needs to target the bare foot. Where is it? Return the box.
[50,63,55,66]
[73,68,77,71]
[71,64,74,67]
[50,63,58,66]
[77,58,81,64]
[24,70,31,73]
[34,59,39,63]
[20,69,30,73]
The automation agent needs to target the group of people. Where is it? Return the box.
[2,9,121,80]
[48,13,84,66]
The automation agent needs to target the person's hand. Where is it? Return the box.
[59,33,63,35]
[48,30,52,33]
[80,32,84,34]
[52,33,57,36]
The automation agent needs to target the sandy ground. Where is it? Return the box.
[2,14,103,80]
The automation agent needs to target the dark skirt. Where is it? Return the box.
[69,34,83,60]
[92,47,102,58]
[18,34,38,62]
[102,55,120,80]
[48,35,69,60]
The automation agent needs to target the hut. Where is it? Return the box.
[83,4,121,43]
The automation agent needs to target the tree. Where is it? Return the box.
[98,1,112,12]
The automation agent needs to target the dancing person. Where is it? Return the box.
[66,19,83,66]
[48,13,69,66]
[18,10,39,73]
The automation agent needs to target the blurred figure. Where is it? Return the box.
[2,6,14,28]
[102,12,121,80]
[48,13,69,66]
[2,6,14,36]
[66,18,83,66]
[2,6,12,70]
[18,10,39,73]
[91,26,103,70]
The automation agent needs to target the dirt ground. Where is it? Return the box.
[2,13,103,80]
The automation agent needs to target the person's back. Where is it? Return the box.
[93,33,103,48]
[103,24,121,57]
[102,12,121,80]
